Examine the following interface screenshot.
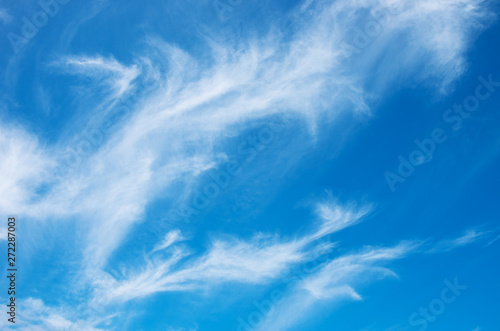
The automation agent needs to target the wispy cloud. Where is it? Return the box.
[0,125,56,215]
[255,241,420,331]
[0,297,111,331]
[427,228,492,253]
[151,229,185,253]
[301,241,418,300]
[310,201,371,241]
[92,201,367,304]
[485,234,500,247]
[255,224,495,331]
[54,55,140,100]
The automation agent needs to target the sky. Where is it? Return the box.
[0,0,500,330]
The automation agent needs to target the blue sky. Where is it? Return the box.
[1,0,500,330]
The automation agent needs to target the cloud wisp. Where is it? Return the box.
[91,202,367,305]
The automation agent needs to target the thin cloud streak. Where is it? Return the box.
[92,202,367,304]
[256,241,420,331]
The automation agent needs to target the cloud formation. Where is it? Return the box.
[92,201,367,304]
[0,0,495,330]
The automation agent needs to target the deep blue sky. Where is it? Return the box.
[1,0,499,330]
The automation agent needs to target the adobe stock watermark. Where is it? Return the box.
[385,74,500,192]
[409,278,467,330]
[7,0,72,54]
[175,114,289,221]
[236,289,284,331]
[339,0,415,59]
[214,0,244,23]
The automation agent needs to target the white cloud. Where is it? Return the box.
[301,241,418,299]
[256,224,496,330]
[428,228,490,253]
[309,201,371,242]
[485,234,500,247]
[0,297,109,331]
[92,201,367,304]
[256,241,420,331]
[0,125,55,215]
[55,55,140,100]
[151,229,185,253]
